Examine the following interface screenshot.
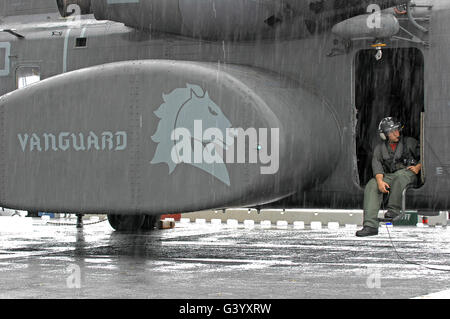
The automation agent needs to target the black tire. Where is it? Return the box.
[107,214,145,231]
[26,211,39,217]
[141,215,161,231]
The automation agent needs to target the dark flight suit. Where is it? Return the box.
[363,136,421,228]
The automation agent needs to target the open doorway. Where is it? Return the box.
[355,48,424,186]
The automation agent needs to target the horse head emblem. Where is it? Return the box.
[150,84,234,186]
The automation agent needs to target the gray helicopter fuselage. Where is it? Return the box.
[0,0,449,214]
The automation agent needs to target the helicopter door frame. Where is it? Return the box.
[420,111,425,184]
[353,47,425,187]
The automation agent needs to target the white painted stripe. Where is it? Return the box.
[328,222,340,229]
[63,29,72,73]
[413,288,450,299]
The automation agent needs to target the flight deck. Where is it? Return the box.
[0,214,449,299]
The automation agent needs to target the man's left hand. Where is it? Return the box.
[407,164,422,175]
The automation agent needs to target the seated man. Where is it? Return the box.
[356,117,422,237]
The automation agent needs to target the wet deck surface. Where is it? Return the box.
[0,217,450,299]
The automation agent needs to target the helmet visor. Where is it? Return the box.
[384,124,401,133]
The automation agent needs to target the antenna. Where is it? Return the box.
[0,29,25,39]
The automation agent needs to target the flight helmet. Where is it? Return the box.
[378,117,402,140]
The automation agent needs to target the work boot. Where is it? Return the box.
[355,226,378,237]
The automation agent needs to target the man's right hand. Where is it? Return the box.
[375,174,390,194]
[377,181,390,194]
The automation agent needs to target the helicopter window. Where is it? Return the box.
[16,66,40,89]
[75,37,87,48]
[0,48,5,70]
[0,42,10,76]
[355,48,424,186]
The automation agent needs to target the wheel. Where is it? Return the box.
[141,215,161,231]
[107,214,145,231]
[26,211,39,217]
